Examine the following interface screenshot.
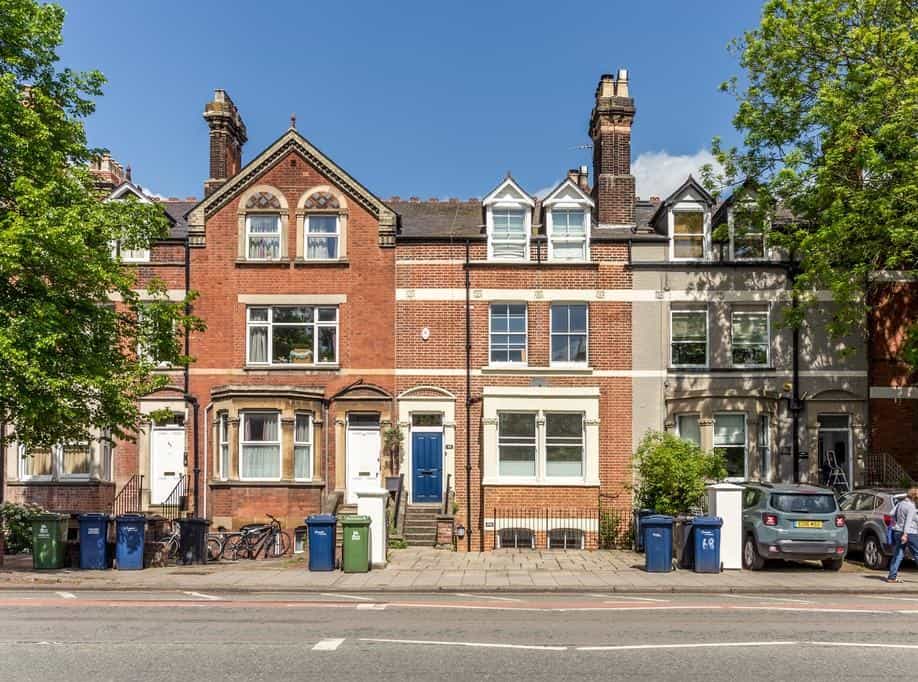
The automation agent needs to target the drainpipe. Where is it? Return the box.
[189,395,200,514]
[789,261,803,483]
[464,240,472,553]
[323,399,330,511]
[203,402,212,517]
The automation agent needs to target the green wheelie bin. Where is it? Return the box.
[341,515,371,573]
[32,513,69,569]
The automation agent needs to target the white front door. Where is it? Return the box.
[346,415,381,504]
[150,428,185,504]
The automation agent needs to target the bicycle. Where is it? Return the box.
[159,521,224,562]
[230,514,291,560]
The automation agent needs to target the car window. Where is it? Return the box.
[770,493,837,514]
[838,494,858,512]
[743,489,758,509]
[856,495,876,512]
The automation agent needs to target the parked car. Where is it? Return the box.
[839,488,906,570]
[742,482,848,571]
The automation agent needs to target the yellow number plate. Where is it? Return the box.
[795,520,823,528]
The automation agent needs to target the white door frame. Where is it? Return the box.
[408,412,445,504]
[150,425,185,505]
[345,413,381,504]
[818,415,853,486]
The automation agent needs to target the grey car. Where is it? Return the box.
[839,488,906,570]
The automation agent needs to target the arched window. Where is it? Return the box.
[297,187,348,261]
[237,186,289,261]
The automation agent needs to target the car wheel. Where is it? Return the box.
[822,557,844,571]
[743,535,764,570]
[863,534,889,571]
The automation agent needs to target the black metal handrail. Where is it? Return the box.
[112,474,144,517]
[489,503,633,551]
[160,474,187,521]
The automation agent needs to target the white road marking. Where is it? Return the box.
[724,594,813,604]
[356,603,387,610]
[585,595,669,603]
[578,641,797,651]
[55,592,76,600]
[320,593,372,601]
[182,591,221,601]
[813,641,918,650]
[860,595,918,603]
[312,638,345,651]
[454,593,522,602]
[361,637,566,651]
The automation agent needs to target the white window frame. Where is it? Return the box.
[245,214,282,261]
[497,411,538,478]
[487,206,530,261]
[675,414,702,445]
[670,308,709,369]
[218,412,229,481]
[731,309,770,368]
[496,410,586,483]
[304,214,340,261]
[488,303,528,366]
[18,444,54,481]
[18,441,95,481]
[294,412,313,481]
[246,305,339,367]
[547,208,590,261]
[115,241,151,263]
[239,411,282,482]
[714,412,748,481]
[729,207,769,261]
[669,206,709,261]
[549,303,589,367]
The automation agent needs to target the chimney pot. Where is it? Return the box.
[203,89,247,197]
[409,196,420,203]
[390,195,401,202]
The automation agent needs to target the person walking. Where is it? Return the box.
[887,488,918,583]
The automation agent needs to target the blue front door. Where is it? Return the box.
[412,431,443,503]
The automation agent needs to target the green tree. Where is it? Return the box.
[0,0,203,450]
[705,0,918,344]
[633,431,727,516]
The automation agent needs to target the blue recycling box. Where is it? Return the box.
[115,514,147,570]
[78,513,110,570]
[306,514,337,571]
[692,516,723,573]
[642,515,674,573]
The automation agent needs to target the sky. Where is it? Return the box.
[56,1,762,202]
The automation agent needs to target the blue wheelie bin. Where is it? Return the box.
[642,515,674,573]
[78,513,110,569]
[633,509,654,552]
[692,516,723,573]
[115,514,147,570]
[306,514,337,571]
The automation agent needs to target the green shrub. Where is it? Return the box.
[633,431,727,516]
[1,502,45,554]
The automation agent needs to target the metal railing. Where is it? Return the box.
[160,474,187,521]
[112,474,144,517]
[442,473,453,515]
[864,451,913,487]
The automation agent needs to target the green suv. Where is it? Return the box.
[742,483,848,571]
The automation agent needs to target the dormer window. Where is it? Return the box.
[549,209,587,260]
[491,208,527,259]
[112,240,151,263]
[246,214,282,260]
[671,210,707,260]
[730,211,767,260]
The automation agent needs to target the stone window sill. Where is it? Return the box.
[235,258,291,267]
[209,479,325,488]
[481,365,594,376]
[7,479,113,487]
[243,365,340,373]
[293,258,349,267]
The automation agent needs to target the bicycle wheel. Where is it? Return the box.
[223,533,245,560]
[207,536,224,561]
[265,531,291,558]
[160,535,179,560]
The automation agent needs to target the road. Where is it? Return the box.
[2,589,917,680]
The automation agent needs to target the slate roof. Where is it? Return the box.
[159,200,196,240]
[391,200,485,239]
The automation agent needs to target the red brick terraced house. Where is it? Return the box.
[392,72,638,551]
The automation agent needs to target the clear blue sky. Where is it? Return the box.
[57,1,762,201]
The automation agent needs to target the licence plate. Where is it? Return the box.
[794,520,823,528]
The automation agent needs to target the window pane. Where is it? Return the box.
[493,209,526,236]
[672,342,707,366]
[307,215,337,233]
[241,445,280,479]
[677,415,701,445]
[249,215,280,233]
[552,242,586,260]
[295,414,311,443]
[307,236,338,259]
[294,446,311,479]
[491,242,526,259]
[546,446,583,477]
[248,326,268,363]
[552,210,585,236]
[672,312,706,341]
[412,414,443,427]
[318,326,337,362]
[23,448,53,477]
[244,414,278,442]
[734,236,765,259]
[499,446,536,476]
[818,415,849,429]
[317,307,337,322]
[673,237,705,259]
[674,212,704,235]
[546,413,582,438]
[249,308,269,322]
[733,313,767,343]
[714,414,746,446]
[499,413,535,438]
[273,325,313,364]
[62,443,91,475]
[272,307,311,323]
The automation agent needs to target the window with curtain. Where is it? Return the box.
[714,413,746,479]
[732,311,769,366]
[498,412,537,476]
[219,413,229,480]
[294,413,312,480]
[20,446,53,479]
[545,413,584,477]
[247,306,338,365]
[671,310,708,367]
[240,412,281,480]
[246,214,282,260]
[490,208,527,260]
[676,414,701,445]
[305,215,339,259]
[115,240,151,263]
[550,209,587,260]
[489,304,527,364]
[61,442,91,477]
[672,211,706,259]
[550,304,588,364]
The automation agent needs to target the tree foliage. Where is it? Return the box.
[632,431,727,516]
[0,0,203,448]
[705,0,918,345]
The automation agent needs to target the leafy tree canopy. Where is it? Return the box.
[706,0,918,345]
[0,0,203,448]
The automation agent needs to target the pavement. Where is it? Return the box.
[2,547,917,594]
[2,589,918,681]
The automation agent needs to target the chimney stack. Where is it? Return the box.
[589,69,635,225]
[89,153,126,193]
[203,89,247,197]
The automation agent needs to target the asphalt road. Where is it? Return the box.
[2,590,917,680]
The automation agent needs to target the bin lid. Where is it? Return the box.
[116,513,147,522]
[78,513,110,521]
[306,514,337,524]
[692,516,723,528]
[177,517,211,526]
[35,513,65,521]
[341,515,371,526]
[642,514,674,526]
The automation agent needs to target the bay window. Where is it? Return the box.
[305,215,339,260]
[676,414,701,445]
[489,304,527,364]
[714,413,747,479]
[246,214,282,260]
[549,209,587,260]
[218,413,229,480]
[247,305,338,366]
[732,310,769,367]
[294,413,312,480]
[240,412,281,480]
[19,439,104,481]
[670,310,708,368]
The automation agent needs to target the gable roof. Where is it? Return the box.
[186,127,396,247]
[105,182,191,240]
[541,177,594,206]
[482,175,535,207]
[649,175,716,226]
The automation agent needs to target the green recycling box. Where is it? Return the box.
[341,515,371,573]
[32,513,69,569]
